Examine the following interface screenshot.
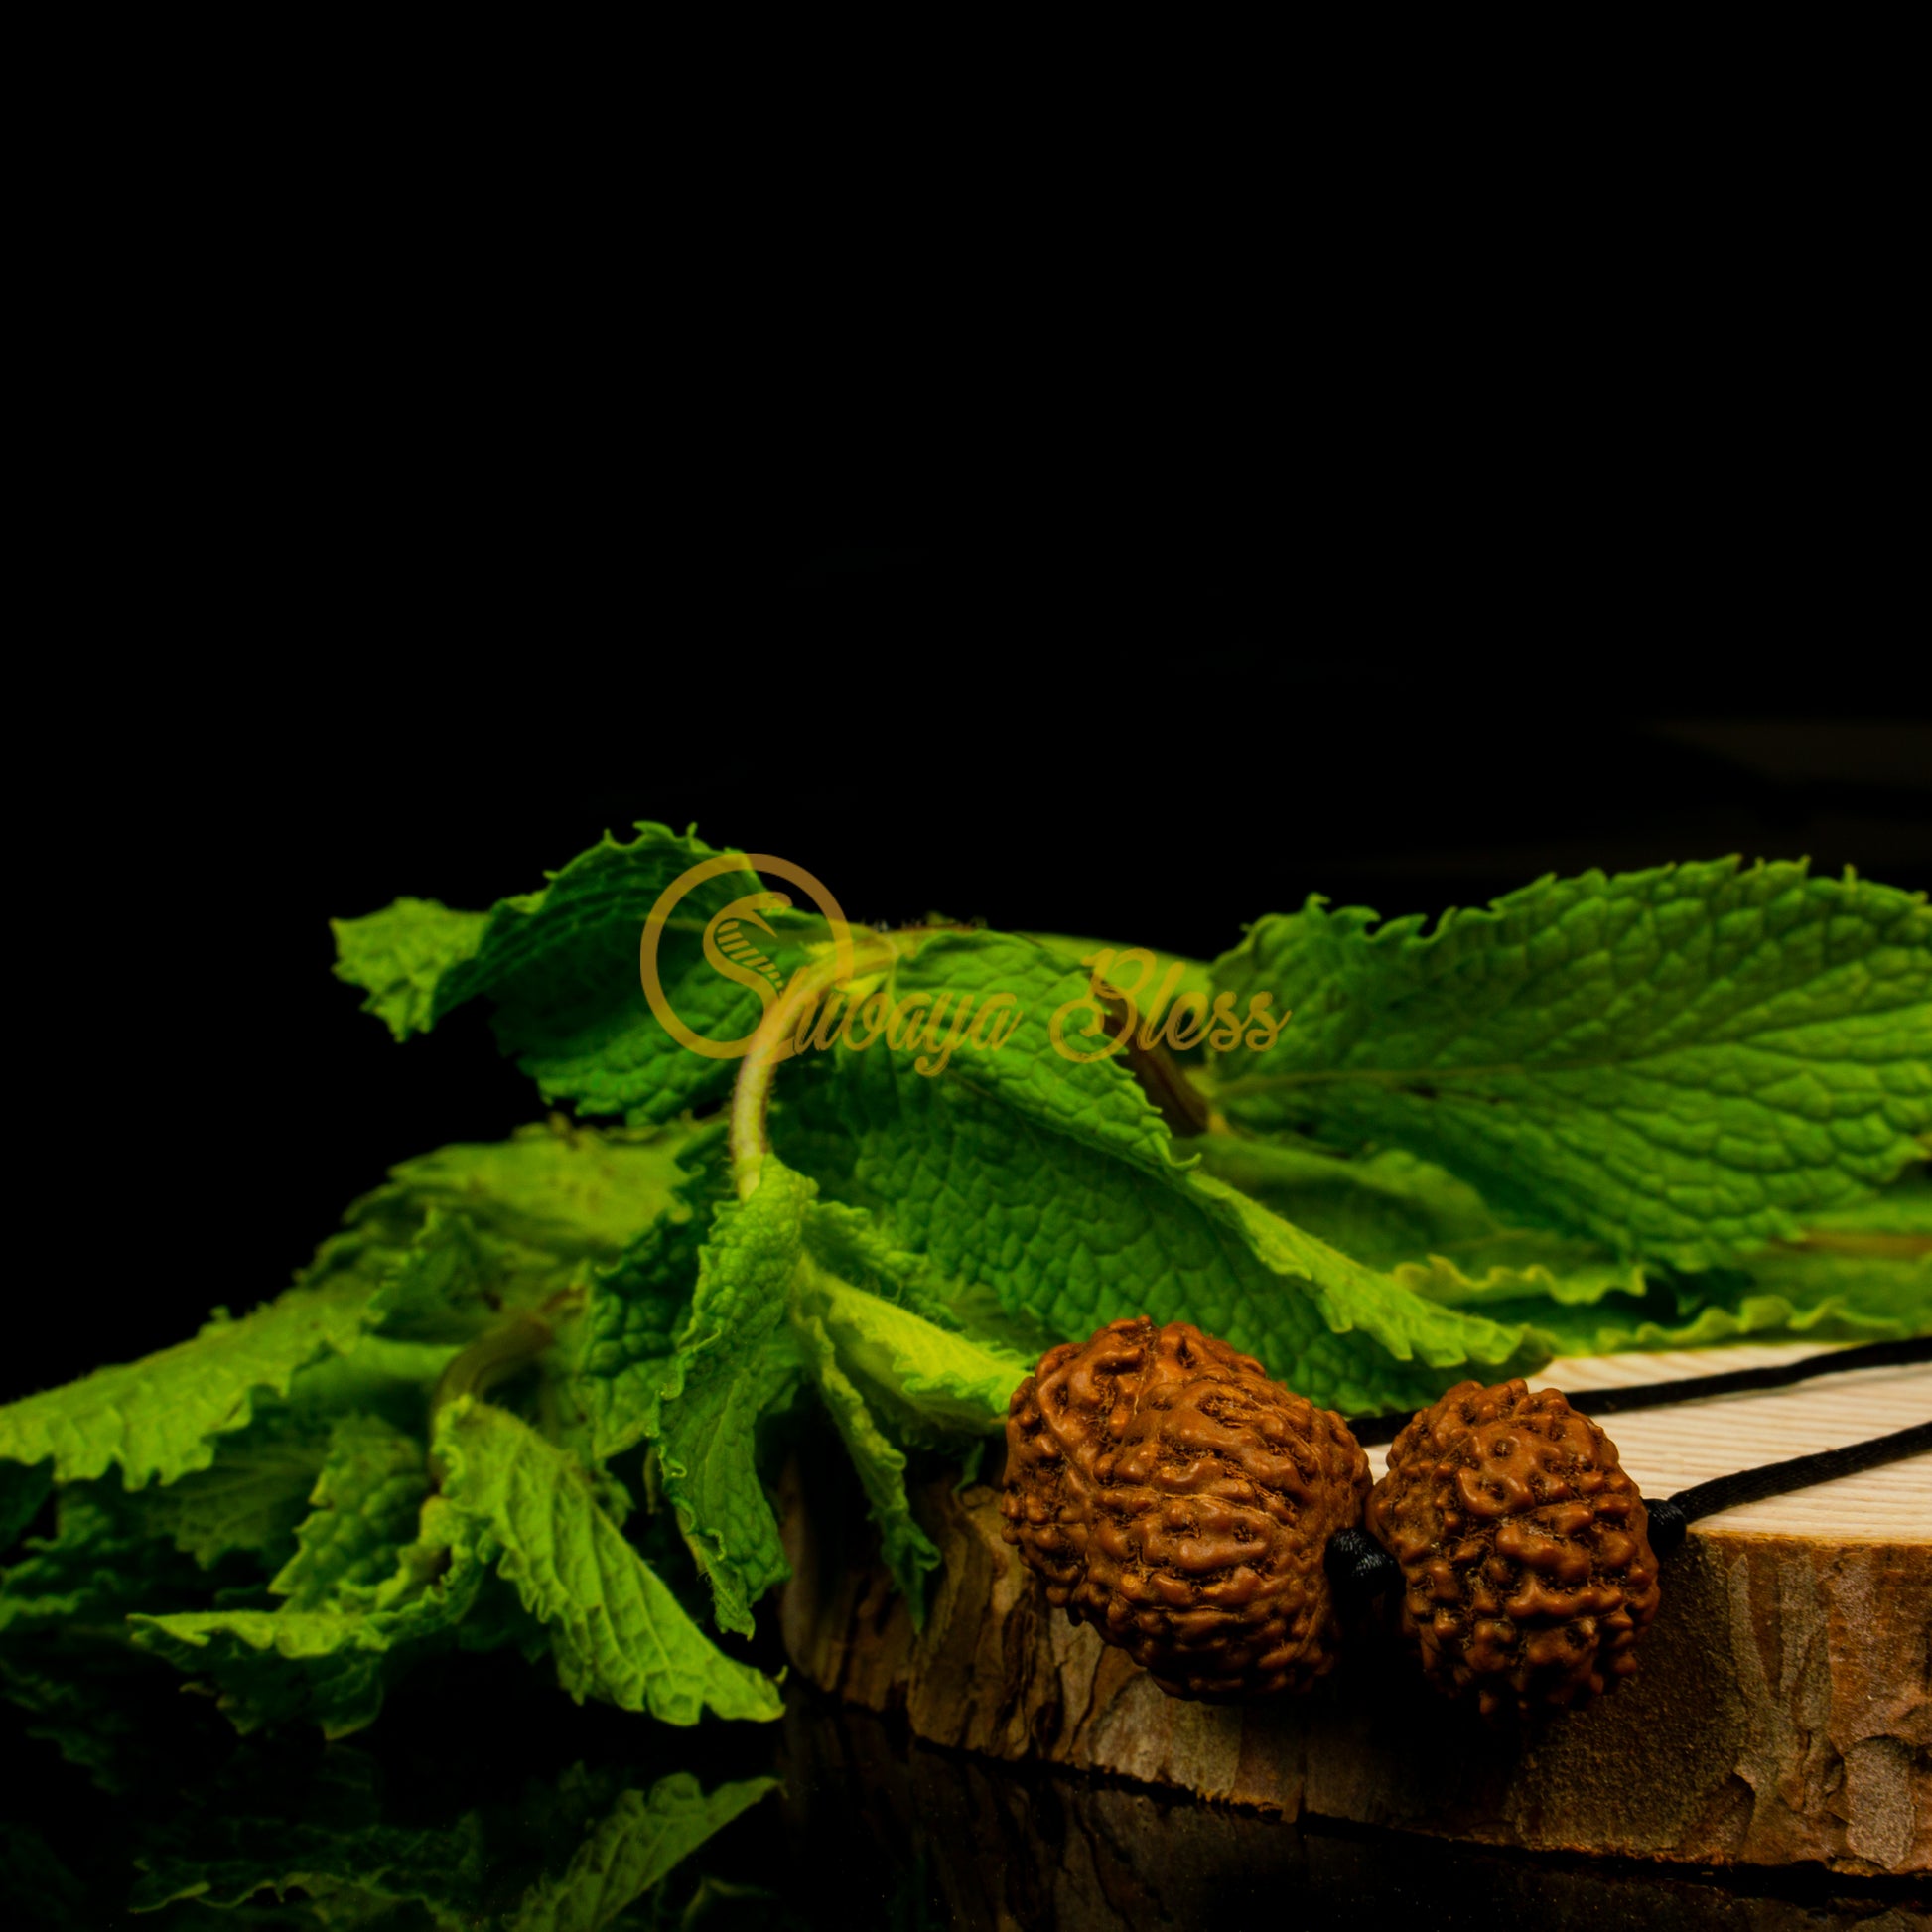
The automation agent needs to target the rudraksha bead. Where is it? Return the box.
[1000,1317,1370,1700]
[1367,1377,1662,1717]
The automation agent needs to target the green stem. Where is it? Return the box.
[1781,1230,1932,1259]
[425,1307,563,1484]
[728,931,898,1198]
[432,1311,556,1415]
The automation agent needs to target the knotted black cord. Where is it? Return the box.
[1328,1399,1932,1601]
[1345,1334,1932,1448]
[1642,1419,1932,1555]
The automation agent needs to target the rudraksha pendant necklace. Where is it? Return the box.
[999,1320,1930,1718]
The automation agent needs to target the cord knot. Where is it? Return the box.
[1645,1495,1689,1558]
[1326,1526,1400,1603]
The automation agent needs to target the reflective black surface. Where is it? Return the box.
[2,1645,1923,1930]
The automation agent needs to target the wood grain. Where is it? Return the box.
[1519,1344,1927,1539]
[780,1345,1932,1875]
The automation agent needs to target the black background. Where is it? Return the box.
[15,545,1931,1402]
[7,543,1932,1928]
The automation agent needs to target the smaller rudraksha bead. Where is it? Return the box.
[1367,1377,1662,1718]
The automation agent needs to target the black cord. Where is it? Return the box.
[1329,1416,1932,1599]
[1345,1335,1932,1447]
[1644,1419,1932,1556]
[1568,1334,1932,1419]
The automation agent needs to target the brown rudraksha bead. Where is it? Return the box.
[1366,1377,1662,1718]
[999,1316,1371,1700]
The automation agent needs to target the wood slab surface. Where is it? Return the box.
[780,1344,1932,1876]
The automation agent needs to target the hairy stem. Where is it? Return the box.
[725,926,984,1197]
[425,1295,578,1483]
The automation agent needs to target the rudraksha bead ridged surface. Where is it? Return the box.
[1367,1377,1662,1718]
[999,1317,1370,1700]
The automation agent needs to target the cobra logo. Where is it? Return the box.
[704,892,793,1001]
[640,855,855,1059]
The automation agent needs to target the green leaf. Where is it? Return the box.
[128,1754,774,1930]
[575,1143,1029,1638]
[799,1198,972,1332]
[270,1414,431,1610]
[127,1745,491,1918]
[1191,1138,1498,1265]
[505,1774,777,1932]
[383,1120,698,1259]
[1397,1239,1931,1356]
[647,1166,814,1635]
[578,1124,734,1462]
[333,824,826,1124]
[275,1334,462,1437]
[1692,1243,1930,1339]
[0,1122,677,1496]
[129,1495,486,1737]
[1,1487,216,1637]
[1205,1135,1929,1357]
[1798,1162,1932,1239]
[431,1397,781,1725]
[774,930,1546,1413]
[0,1460,49,1555]
[1021,933,1212,1006]
[0,1280,376,1490]
[327,897,491,1038]
[1209,859,1932,1267]
[805,1273,1028,1439]
[127,1412,332,1569]
[364,1205,556,1342]
[794,1310,940,1624]
[350,1121,698,1344]
[1197,1135,1653,1304]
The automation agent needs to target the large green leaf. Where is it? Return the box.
[574,1147,1035,1637]
[643,1164,826,1636]
[270,1413,430,1610]
[128,1751,774,1929]
[578,1124,733,1463]
[775,930,1547,1413]
[328,897,491,1039]
[807,1272,1029,1440]
[0,1460,50,1556]
[333,823,830,1124]
[345,1120,697,1343]
[1409,1251,1932,1356]
[1209,859,1932,1267]
[431,1398,781,1725]
[1204,1134,1931,1358]
[505,1773,777,1932]
[381,1121,697,1258]
[794,1309,940,1620]
[130,1494,486,1737]
[0,1281,377,1490]
[126,1411,331,1569]
[1,1487,218,1637]
[0,1122,682,1491]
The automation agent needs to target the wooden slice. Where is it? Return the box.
[1515,1342,1928,1540]
[779,1344,1932,1876]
